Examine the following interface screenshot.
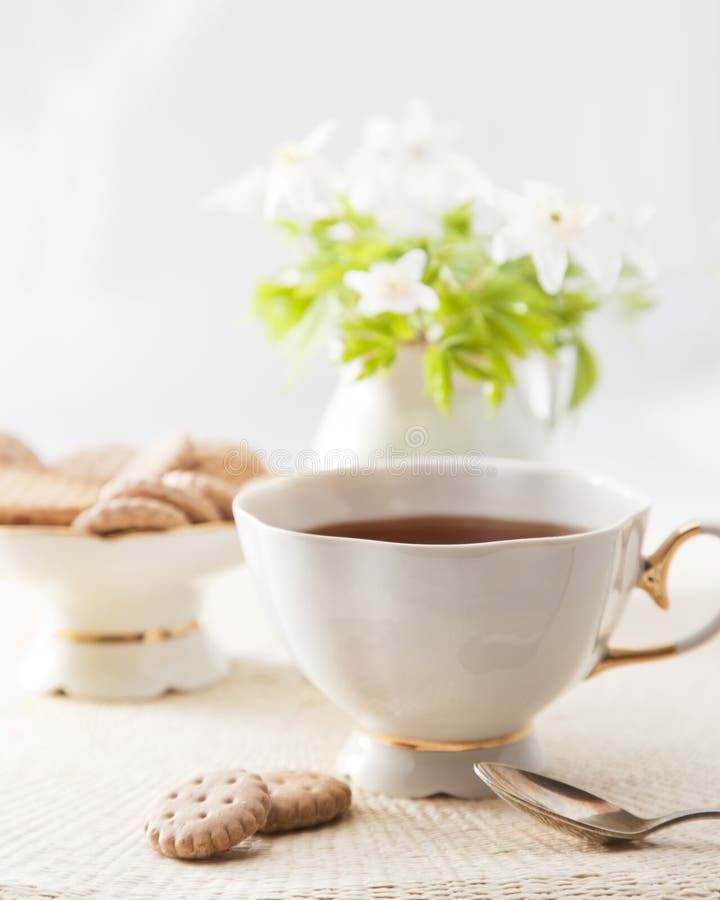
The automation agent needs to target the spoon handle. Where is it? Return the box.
[645,809,720,834]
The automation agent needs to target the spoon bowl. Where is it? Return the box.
[474,762,720,844]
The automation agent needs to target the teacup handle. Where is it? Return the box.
[592,521,720,676]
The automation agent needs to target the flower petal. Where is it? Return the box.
[203,167,267,214]
[620,207,657,279]
[396,248,427,281]
[414,283,440,312]
[403,98,434,142]
[301,120,336,156]
[524,180,561,203]
[493,187,525,221]
[532,242,568,294]
[263,171,285,220]
[572,227,621,291]
[362,115,395,152]
[491,225,528,264]
[472,171,496,207]
[368,260,393,278]
[356,291,385,316]
[626,206,655,229]
[579,205,600,228]
[344,270,369,293]
[625,235,658,280]
[327,222,354,241]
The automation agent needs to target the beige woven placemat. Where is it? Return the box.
[1,547,719,900]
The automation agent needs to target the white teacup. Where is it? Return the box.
[234,458,720,798]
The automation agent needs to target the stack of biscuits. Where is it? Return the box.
[0,432,265,535]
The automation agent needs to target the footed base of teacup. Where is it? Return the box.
[17,627,229,701]
[338,728,541,799]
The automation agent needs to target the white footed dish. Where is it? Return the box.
[0,522,240,700]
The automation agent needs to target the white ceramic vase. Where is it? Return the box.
[312,345,574,466]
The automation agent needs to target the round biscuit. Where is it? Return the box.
[101,433,194,499]
[259,771,352,834]
[72,497,190,534]
[163,469,236,520]
[0,433,43,469]
[192,442,266,488]
[145,769,271,859]
[104,477,221,523]
[55,445,134,485]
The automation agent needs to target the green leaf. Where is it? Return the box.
[424,345,452,413]
[484,380,504,411]
[483,310,531,357]
[275,218,301,236]
[253,281,314,341]
[482,351,515,385]
[570,338,598,409]
[451,354,493,382]
[340,338,382,362]
[284,292,341,379]
[356,349,395,380]
[619,290,654,316]
[335,196,378,231]
[442,201,474,238]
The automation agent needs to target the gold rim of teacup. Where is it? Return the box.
[363,725,533,752]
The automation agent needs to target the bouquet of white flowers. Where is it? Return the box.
[209,100,656,412]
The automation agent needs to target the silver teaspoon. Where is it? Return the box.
[474,762,720,844]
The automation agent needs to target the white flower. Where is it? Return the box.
[344,249,439,316]
[204,121,338,223]
[579,207,658,293]
[361,97,459,161]
[346,99,493,237]
[616,207,657,281]
[277,267,303,286]
[491,181,599,294]
[326,222,355,241]
[425,322,445,343]
[203,165,266,215]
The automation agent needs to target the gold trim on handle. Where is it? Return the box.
[638,521,701,610]
[591,641,677,676]
[363,725,533,752]
[591,520,707,677]
[56,620,200,644]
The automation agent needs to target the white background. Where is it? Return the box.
[1,0,718,530]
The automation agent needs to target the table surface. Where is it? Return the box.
[1,538,720,900]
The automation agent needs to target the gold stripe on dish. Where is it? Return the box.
[363,725,533,752]
[56,620,200,645]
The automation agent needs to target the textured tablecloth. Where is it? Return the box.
[1,537,719,900]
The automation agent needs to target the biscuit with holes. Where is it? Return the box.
[0,467,99,525]
[72,496,189,534]
[0,434,43,469]
[259,771,352,833]
[163,469,236,519]
[145,769,271,859]
[103,477,221,523]
[55,445,134,485]
[101,433,194,499]
[192,442,266,488]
